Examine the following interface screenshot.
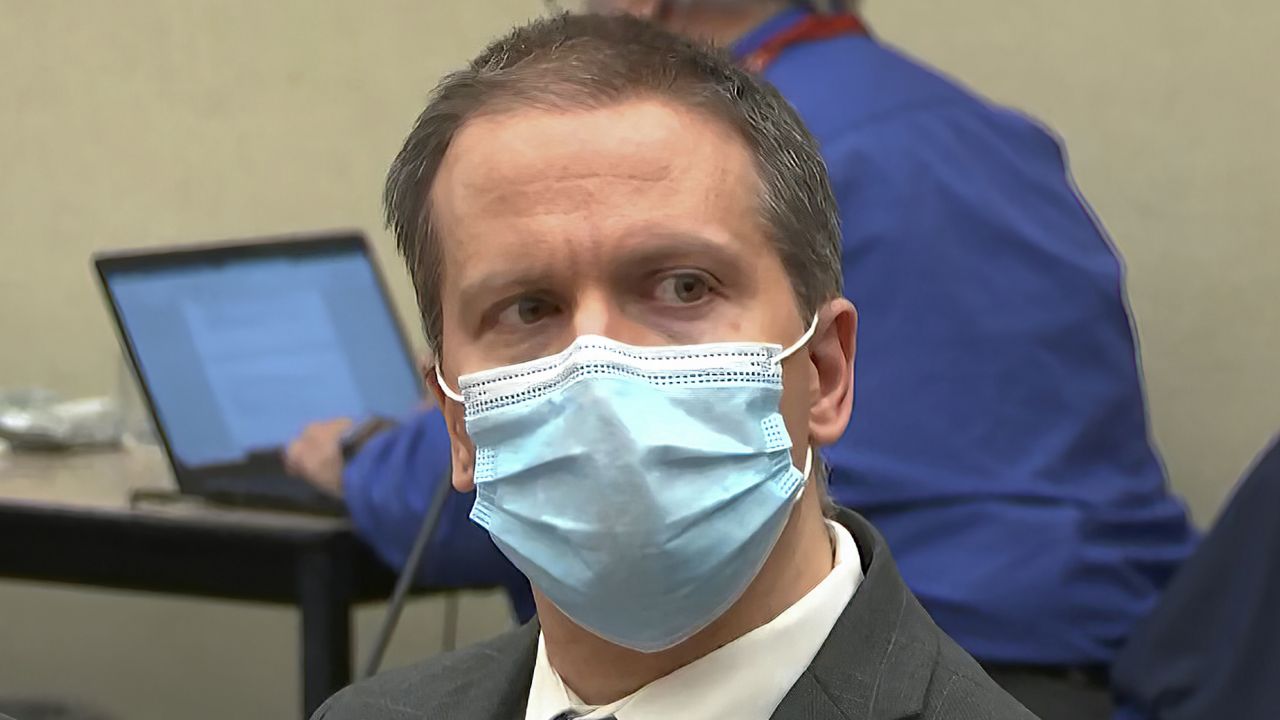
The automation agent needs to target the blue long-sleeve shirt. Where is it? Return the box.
[344,410,535,621]
[344,7,1196,665]
[736,9,1195,664]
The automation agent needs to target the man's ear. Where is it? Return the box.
[808,299,857,447]
[426,360,476,493]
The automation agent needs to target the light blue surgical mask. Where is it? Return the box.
[437,318,818,652]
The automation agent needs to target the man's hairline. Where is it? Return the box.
[423,90,764,231]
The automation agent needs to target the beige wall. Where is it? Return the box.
[0,1,1277,717]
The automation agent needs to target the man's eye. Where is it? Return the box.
[655,273,711,305]
[498,297,558,326]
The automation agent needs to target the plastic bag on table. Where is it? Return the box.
[0,388,124,451]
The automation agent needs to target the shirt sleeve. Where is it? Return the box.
[342,408,533,613]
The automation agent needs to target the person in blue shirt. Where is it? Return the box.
[285,411,537,622]
[288,2,1196,717]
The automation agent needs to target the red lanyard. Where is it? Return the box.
[740,14,869,73]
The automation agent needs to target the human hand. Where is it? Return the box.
[284,418,354,498]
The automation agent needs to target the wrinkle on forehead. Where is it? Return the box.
[429,97,764,277]
[463,168,677,221]
[438,100,751,204]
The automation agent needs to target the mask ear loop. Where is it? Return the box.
[774,316,819,499]
[434,363,465,404]
[773,313,821,365]
[795,445,814,500]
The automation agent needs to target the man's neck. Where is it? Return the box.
[538,489,835,705]
[663,1,793,49]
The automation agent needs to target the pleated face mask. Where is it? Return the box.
[437,317,817,652]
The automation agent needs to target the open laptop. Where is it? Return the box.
[94,230,422,514]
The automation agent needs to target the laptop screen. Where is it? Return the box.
[101,237,421,469]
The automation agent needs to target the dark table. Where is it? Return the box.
[0,447,400,717]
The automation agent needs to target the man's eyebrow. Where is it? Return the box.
[456,264,562,310]
[454,230,749,307]
[613,231,748,271]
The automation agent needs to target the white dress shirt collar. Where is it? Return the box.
[525,519,864,720]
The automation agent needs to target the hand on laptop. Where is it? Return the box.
[284,418,354,498]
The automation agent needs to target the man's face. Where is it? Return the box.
[430,99,842,490]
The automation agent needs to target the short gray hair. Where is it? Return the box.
[386,13,842,353]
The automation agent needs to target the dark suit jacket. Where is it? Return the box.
[1112,435,1280,719]
[315,508,1037,719]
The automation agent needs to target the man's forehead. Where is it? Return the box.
[423,98,774,293]
[439,100,751,189]
[430,98,760,237]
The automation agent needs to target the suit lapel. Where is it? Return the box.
[772,509,936,720]
[771,671,856,720]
